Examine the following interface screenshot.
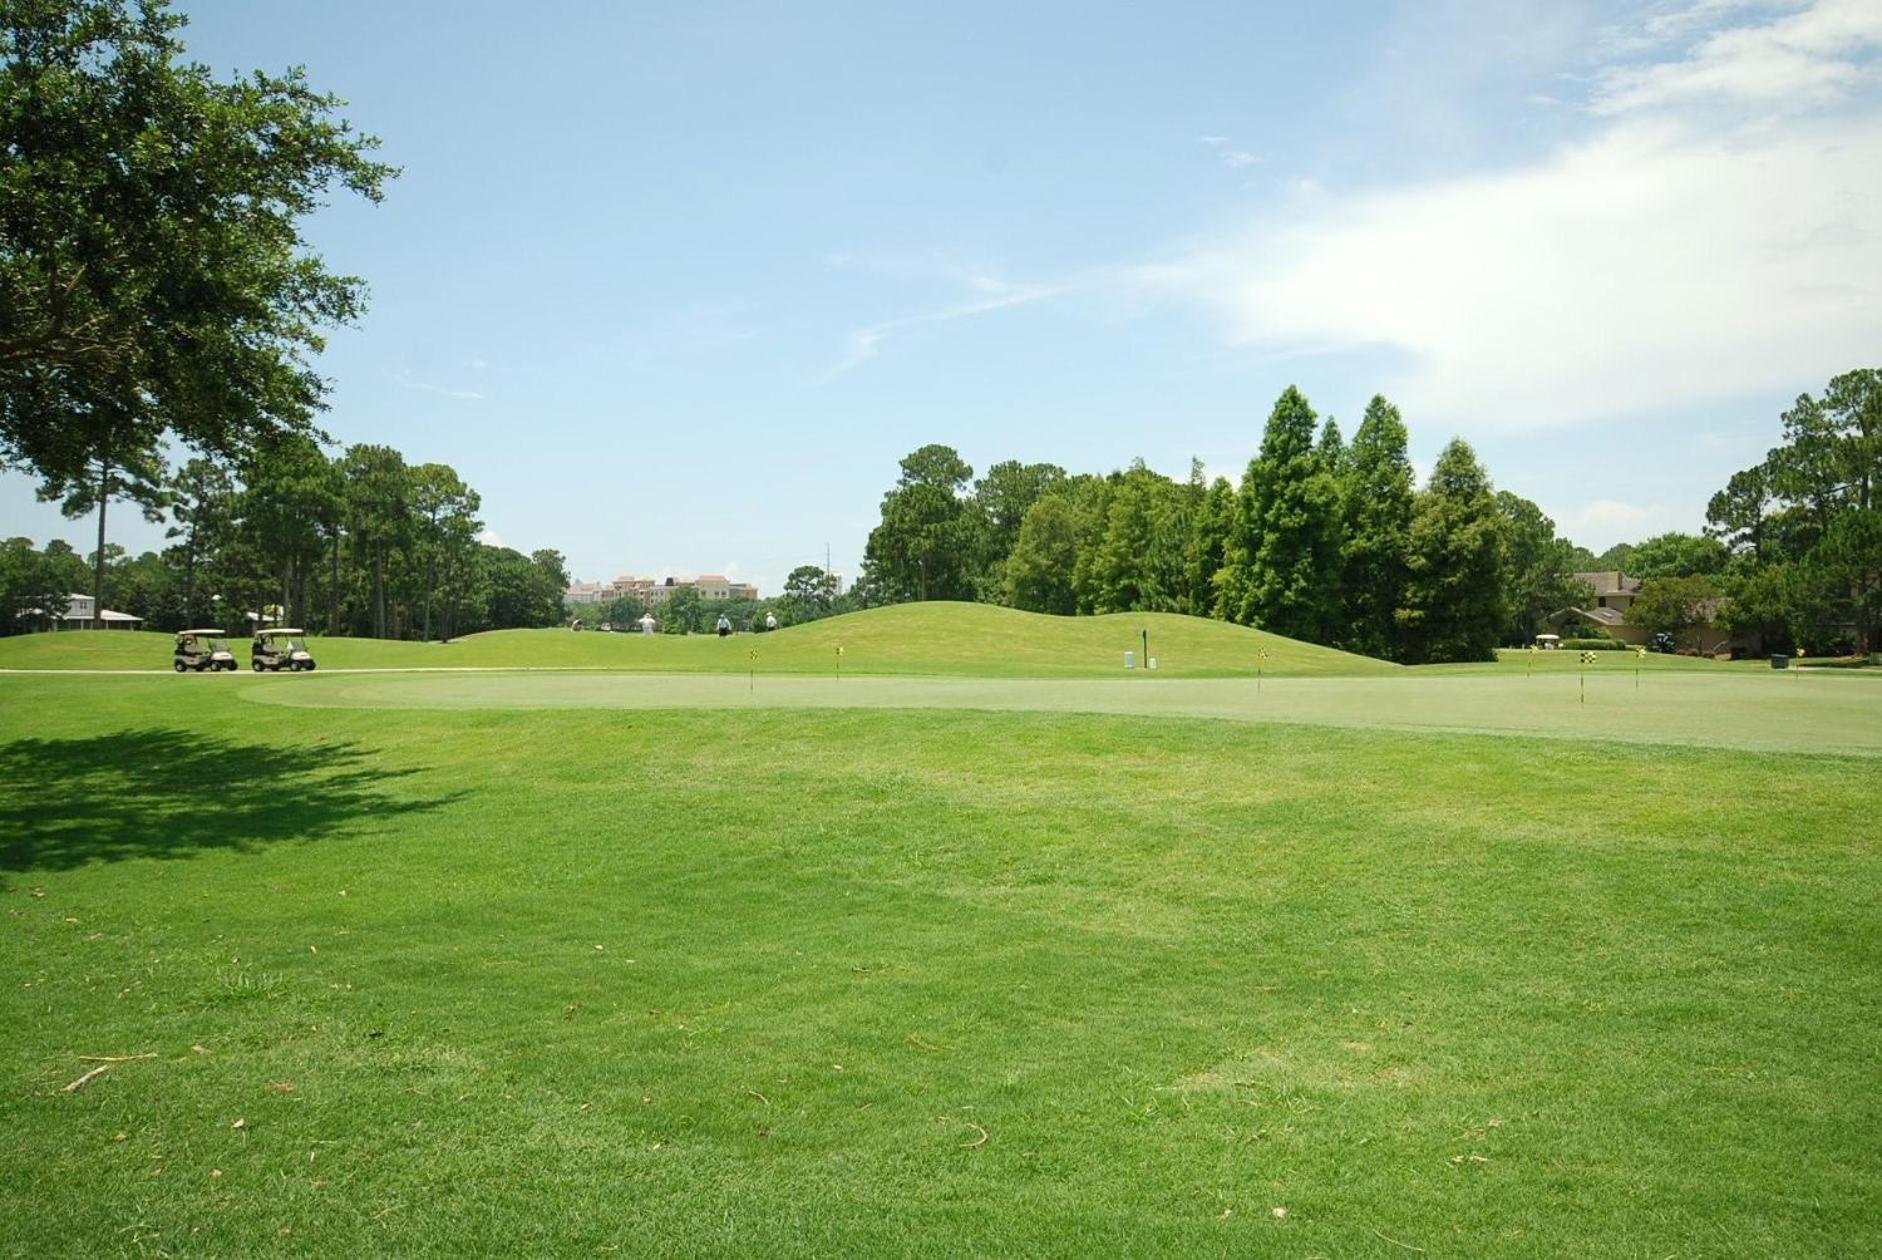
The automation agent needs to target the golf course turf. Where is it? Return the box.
[3,620,1878,1256]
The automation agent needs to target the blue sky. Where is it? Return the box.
[5,0,1880,592]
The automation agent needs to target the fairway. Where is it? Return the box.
[245,667,1882,755]
[4,658,1881,1259]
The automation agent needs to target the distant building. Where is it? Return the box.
[1545,571,1747,655]
[38,594,146,631]
[568,572,760,604]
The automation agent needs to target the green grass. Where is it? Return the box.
[244,668,1882,755]
[0,603,1395,678]
[3,667,1879,1257]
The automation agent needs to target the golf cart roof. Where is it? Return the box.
[178,628,228,636]
[260,628,306,636]
[1535,634,1561,641]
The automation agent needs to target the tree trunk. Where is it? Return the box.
[91,457,111,629]
[372,550,386,638]
[329,530,341,636]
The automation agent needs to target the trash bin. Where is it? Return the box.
[1770,654,1789,670]
[1124,651,1135,669]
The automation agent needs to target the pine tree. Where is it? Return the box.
[1398,439,1507,664]
[1339,396,1415,659]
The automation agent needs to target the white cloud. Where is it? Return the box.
[1549,497,1680,549]
[1133,1,1882,428]
[477,528,505,547]
[1595,0,1882,114]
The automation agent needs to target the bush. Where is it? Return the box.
[1558,638,1630,651]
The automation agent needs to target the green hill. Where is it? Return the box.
[0,602,1393,678]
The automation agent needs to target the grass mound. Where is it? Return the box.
[0,602,1394,678]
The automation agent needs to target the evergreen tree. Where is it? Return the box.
[1092,463,1178,613]
[1339,396,1414,658]
[1398,439,1507,663]
[1317,417,1346,473]
[1186,477,1235,619]
[1240,386,1343,642]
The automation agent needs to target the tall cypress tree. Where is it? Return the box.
[1399,438,1507,663]
[1240,386,1343,641]
[1188,477,1236,618]
[1340,396,1415,659]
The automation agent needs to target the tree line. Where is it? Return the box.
[857,388,1591,663]
[3,436,569,639]
[1592,369,1880,656]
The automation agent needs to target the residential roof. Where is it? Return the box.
[1574,570,1641,596]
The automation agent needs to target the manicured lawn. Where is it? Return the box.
[0,603,1396,678]
[246,667,1882,755]
[3,670,1878,1256]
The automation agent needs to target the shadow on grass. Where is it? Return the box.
[0,727,466,873]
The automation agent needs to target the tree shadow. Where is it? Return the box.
[0,727,467,874]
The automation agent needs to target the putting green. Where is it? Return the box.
[242,668,1882,755]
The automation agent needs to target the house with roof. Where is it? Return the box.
[1544,571,1747,655]
[30,593,146,631]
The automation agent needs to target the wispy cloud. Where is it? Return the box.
[1133,0,1882,427]
[1197,134,1263,169]
[816,272,1061,383]
[394,370,485,401]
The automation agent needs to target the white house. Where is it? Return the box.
[54,594,145,631]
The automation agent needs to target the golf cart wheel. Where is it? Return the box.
[304,662,316,672]
[174,660,187,673]
[252,660,263,672]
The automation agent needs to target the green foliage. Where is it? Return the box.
[0,0,395,482]
[1089,461,1189,614]
[1706,465,1773,563]
[1706,367,1882,653]
[1627,531,1728,579]
[1185,476,1235,619]
[971,459,1064,589]
[1398,439,1507,663]
[779,564,840,623]
[1003,494,1081,615]
[861,445,981,602]
[1338,396,1415,657]
[1230,386,1343,640]
[1626,574,1721,643]
[0,535,68,633]
[1593,542,1635,571]
[1498,491,1592,646]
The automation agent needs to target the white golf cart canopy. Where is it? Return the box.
[178,629,228,638]
[260,628,306,636]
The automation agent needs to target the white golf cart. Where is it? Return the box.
[174,630,237,672]
[251,628,317,672]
